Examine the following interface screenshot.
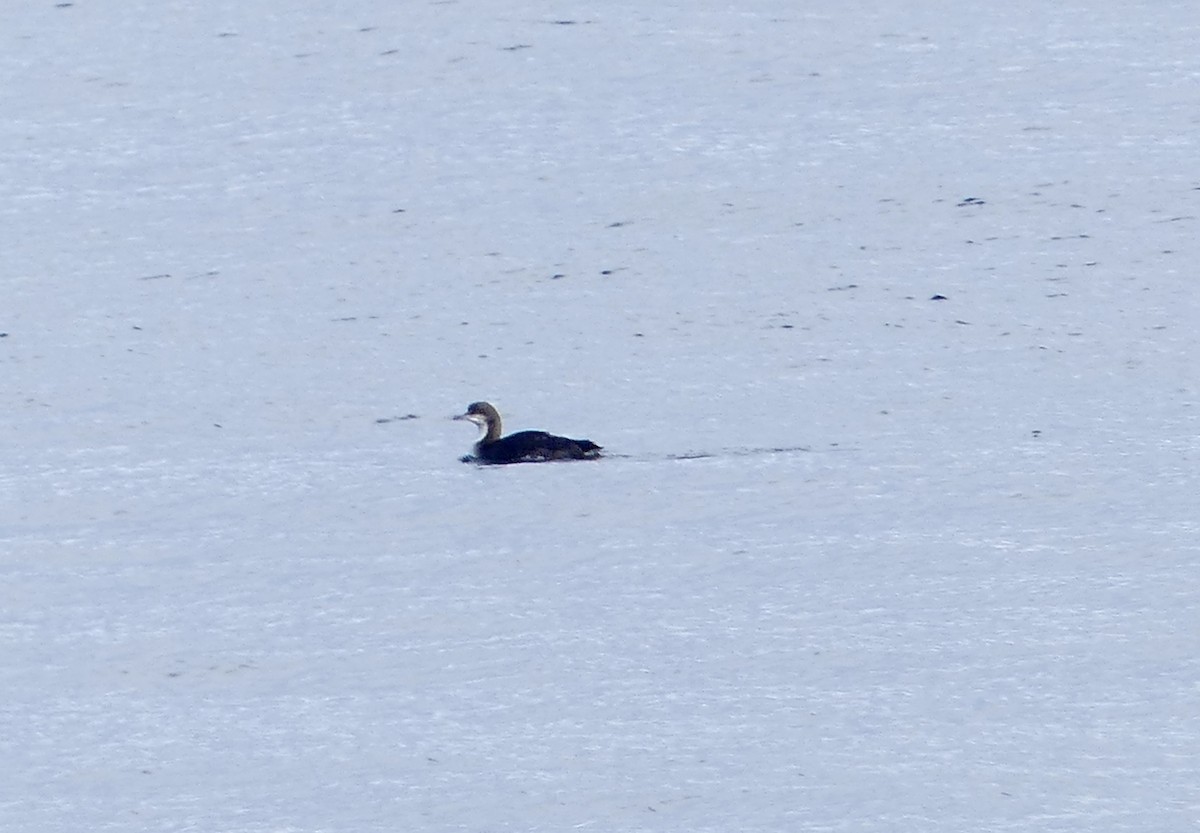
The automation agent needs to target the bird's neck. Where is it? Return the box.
[482,417,502,443]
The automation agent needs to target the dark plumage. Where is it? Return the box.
[454,401,602,464]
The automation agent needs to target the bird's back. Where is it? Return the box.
[477,430,602,464]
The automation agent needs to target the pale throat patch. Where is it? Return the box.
[464,413,489,434]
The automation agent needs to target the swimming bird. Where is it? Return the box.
[454,401,602,464]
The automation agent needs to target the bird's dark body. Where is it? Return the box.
[475,430,602,464]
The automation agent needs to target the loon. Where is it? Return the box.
[454,401,602,464]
